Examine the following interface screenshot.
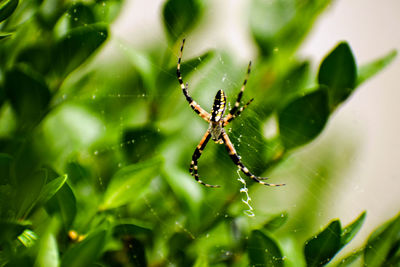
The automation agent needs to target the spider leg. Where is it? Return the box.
[221,130,285,187]
[190,131,221,188]
[223,98,254,127]
[177,39,210,122]
[224,61,251,124]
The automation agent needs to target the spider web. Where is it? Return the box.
[53,0,400,265]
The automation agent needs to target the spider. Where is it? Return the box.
[177,39,285,188]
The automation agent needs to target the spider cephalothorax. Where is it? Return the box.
[177,39,285,188]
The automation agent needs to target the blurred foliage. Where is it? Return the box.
[0,0,398,266]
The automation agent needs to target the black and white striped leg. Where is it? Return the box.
[190,131,220,188]
[224,98,254,126]
[177,39,210,122]
[221,130,285,187]
[225,61,252,122]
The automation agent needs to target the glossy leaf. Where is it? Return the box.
[4,66,50,128]
[318,42,357,109]
[61,230,107,267]
[250,0,330,57]
[66,3,96,29]
[46,183,77,231]
[14,168,47,219]
[17,229,38,247]
[35,232,59,267]
[0,0,18,22]
[336,249,363,267]
[100,157,163,210]
[248,230,283,266]
[364,213,400,267]
[264,212,288,232]
[93,0,124,23]
[53,23,108,78]
[304,220,341,267]
[0,32,12,40]
[357,50,397,86]
[162,0,203,41]
[278,89,330,149]
[341,211,366,248]
[37,174,68,204]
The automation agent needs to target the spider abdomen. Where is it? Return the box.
[210,90,226,122]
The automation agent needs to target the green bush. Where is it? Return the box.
[0,0,397,266]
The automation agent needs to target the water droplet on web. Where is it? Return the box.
[273,47,279,53]
[92,94,96,99]
[198,57,202,62]
[94,150,99,155]
[222,73,227,82]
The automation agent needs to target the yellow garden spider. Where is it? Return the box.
[177,39,285,188]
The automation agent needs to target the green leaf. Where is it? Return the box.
[341,211,366,248]
[0,0,18,22]
[0,32,12,40]
[364,213,400,267]
[250,0,330,57]
[278,89,330,150]
[318,42,357,109]
[248,230,283,267]
[4,65,50,129]
[34,217,60,267]
[162,0,203,41]
[45,183,76,231]
[16,43,54,75]
[35,232,59,267]
[0,153,12,180]
[123,127,163,163]
[0,221,29,245]
[113,222,153,240]
[17,229,38,247]
[37,174,68,204]
[14,168,47,219]
[41,104,104,165]
[157,50,214,92]
[264,212,288,232]
[66,3,96,29]
[53,23,108,78]
[357,50,397,86]
[100,157,163,210]
[250,0,296,57]
[61,230,107,267]
[336,249,363,267]
[304,220,341,267]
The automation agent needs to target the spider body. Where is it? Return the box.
[177,39,284,188]
[209,90,226,141]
